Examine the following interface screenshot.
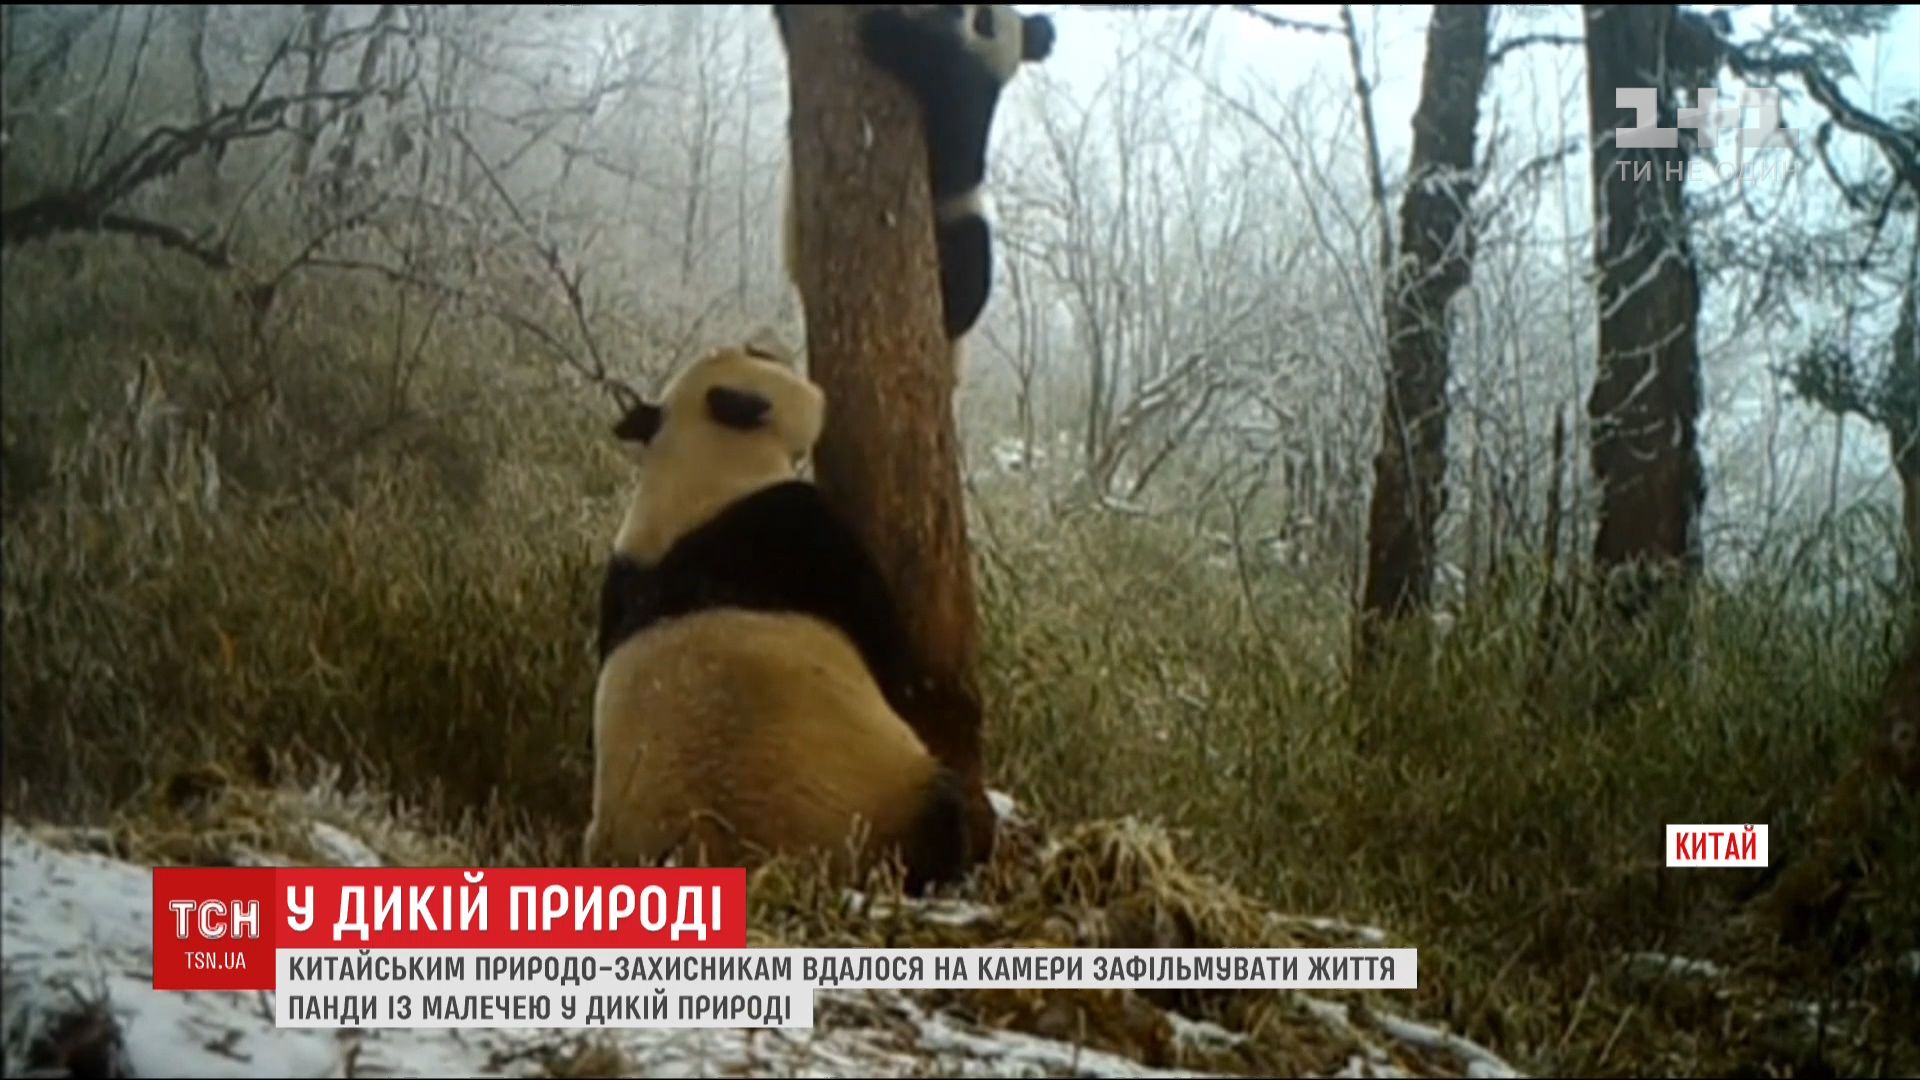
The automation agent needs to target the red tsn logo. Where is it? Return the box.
[167,897,263,940]
[150,866,750,994]
[152,868,277,991]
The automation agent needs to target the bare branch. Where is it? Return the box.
[0,196,231,268]
[2,85,379,256]
[1230,4,1343,37]
[447,126,620,405]
[302,253,640,410]
[1339,4,1393,280]
[83,4,158,185]
[1488,32,1582,68]
[1726,43,1920,195]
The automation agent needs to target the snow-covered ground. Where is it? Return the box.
[1,801,1526,1080]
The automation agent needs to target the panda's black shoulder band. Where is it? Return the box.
[597,481,922,719]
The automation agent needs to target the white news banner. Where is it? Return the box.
[275,946,1419,1030]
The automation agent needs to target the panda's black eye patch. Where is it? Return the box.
[971,6,994,36]
[613,401,663,444]
[707,386,771,431]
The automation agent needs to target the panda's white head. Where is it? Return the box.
[959,4,1057,79]
[776,5,1056,73]
[611,341,826,564]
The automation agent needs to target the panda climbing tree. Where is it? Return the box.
[774,5,1052,864]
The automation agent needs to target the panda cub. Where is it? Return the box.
[585,342,972,893]
[775,4,1056,344]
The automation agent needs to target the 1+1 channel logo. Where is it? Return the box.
[1612,85,1800,189]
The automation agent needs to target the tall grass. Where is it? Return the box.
[4,243,1915,1076]
[976,495,1918,1073]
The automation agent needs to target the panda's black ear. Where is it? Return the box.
[707,386,771,431]
[1022,14,1055,62]
[613,401,663,444]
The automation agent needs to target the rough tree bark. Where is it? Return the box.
[778,5,996,862]
[1354,3,1492,667]
[1581,4,1711,619]
[1890,267,1918,588]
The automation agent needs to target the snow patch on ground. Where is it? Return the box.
[1270,914,1390,947]
[0,820,1183,1078]
[1297,996,1524,1080]
[1373,1012,1525,1080]
[1,810,1529,1079]
[1622,951,1725,981]
[306,821,383,869]
[0,824,1261,1078]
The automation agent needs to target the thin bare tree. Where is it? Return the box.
[1354,3,1492,669]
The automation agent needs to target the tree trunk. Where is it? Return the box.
[1899,439,1919,591]
[322,4,395,210]
[778,5,995,862]
[178,4,223,203]
[290,6,332,183]
[1890,269,1918,592]
[1355,3,1491,666]
[1745,613,1919,947]
[1876,614,1920,790]
[1582,4,1709,619]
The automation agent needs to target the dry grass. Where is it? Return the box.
[972,492,1920,1078]
[4,243,1918,1078]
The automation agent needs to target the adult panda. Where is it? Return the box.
[585,342,973,893]
[774,4,1056,345]
[592,341,923,732]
